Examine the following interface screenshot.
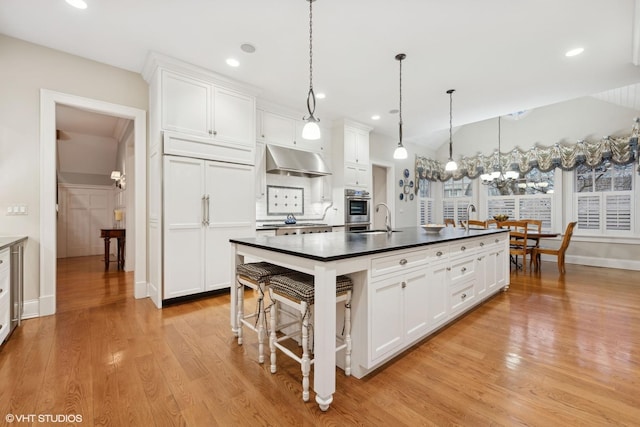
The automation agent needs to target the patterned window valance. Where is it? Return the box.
[416,136,639,184]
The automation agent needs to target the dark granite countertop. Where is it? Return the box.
[232,227,507,262]
[0,236,28,251]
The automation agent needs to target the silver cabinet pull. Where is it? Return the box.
[446,267,451,271]
[480,242,484,247]
[0,288,3,293]
[461,267,467,273]
[461,246,466,251]
[495,239,499,243]
[477,257,483,261]
[399,258,408,265]
[436,251,443,257]
[202,196,207,226]
[209,130,218,136]
[461,293,467,299]
[401,281,406,289]
[205,195,210,225]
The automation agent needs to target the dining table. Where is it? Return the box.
[493,222,559,270]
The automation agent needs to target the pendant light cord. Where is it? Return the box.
[399,55,403,142]
[308,0,313,92]
[448,89,454,159]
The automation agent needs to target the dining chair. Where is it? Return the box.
[500,220,533,272]
[521,219,542,269]
[461,219,488,229]
[444,218,456,227]
[485,219,498,228]
[532,221,577,274]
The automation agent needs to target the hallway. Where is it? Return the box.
[56,255,133,313]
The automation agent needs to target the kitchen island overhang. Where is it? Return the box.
[230,227,510,411]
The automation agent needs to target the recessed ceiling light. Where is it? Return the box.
[371,115,381,120]
[65,0,87,9]
[226,58,240,67]
[240,43,256,53]
[315,92,326,99]
[565,47,584,57]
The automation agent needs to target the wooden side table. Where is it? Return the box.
[100,228,126,270]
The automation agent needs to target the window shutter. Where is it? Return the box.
[443,200,455,221]
[577,195,600,230]
[488,198,516,220]
[419,199,434,225]
[605,194,631,231]
[519,196,552,229]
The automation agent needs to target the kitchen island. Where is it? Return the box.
[230,227,509,411]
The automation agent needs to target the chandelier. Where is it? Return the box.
[480,116,519,188]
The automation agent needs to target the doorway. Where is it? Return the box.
[371,162,395,229]
[40,90,147,316]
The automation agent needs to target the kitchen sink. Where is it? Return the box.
[350,229,402,235]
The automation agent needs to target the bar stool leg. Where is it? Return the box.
[344,291,352,377]
[237,281,244,345]
[301,301,311,402]
[270,298,278,374]
[256,286,265,363]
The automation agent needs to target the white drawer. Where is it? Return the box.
[449,239,480,258]
[371,249,428,278]
[0,289,10,344]
[449,279,475,315]
[449,255,476,284]
[426,244,449,262]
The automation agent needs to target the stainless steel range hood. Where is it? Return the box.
[265,145,331,177]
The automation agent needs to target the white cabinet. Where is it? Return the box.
[257,109,327,153]
[344,126,370,165]
[161,70,255,161]
[0,248,9,344]
[369,249,431,363]
[255,142,266,199]
[163,155,255,299]
[332,120,372,193]
[344,164,369,189]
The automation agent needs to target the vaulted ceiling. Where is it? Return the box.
[2,0,640,150]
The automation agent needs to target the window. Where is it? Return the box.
[486,168,555,231]
[417,179,434,225]
[575,163,634,234]
[443,177,473,224]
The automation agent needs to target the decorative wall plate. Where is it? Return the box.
[399,179,404,187]
[404,168,410,178]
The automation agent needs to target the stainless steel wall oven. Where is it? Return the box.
[345,189,370,230]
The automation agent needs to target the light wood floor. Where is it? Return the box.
[1,257,639,426]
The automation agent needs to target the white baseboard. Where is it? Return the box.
[134,280,148,299]
[540,254,640,271]
[22,299,40,319]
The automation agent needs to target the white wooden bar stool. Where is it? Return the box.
[236,262,293,363]
[268,272,353,402]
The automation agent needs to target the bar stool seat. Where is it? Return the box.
[268,272,353,402]
[236,262,294,363]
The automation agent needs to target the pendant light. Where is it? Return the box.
[444,89,458,171]
[301,0,321,140]
[393,53,408,160]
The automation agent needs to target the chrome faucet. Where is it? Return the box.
[465,204,477,232]
[375,203,392,233]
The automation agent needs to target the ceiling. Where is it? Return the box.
[3,0,640,150]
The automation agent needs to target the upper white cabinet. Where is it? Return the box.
[344,126,370,165]
[257,108,327,153]
[333,120,372,191]
[162,70,255,149]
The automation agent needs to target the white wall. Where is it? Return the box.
[0,34,147,303]
[435,96,640,160]
[369,131,436,228]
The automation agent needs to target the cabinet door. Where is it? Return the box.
[345,164,369,189]
[344,127,369,164]
[212,86,255,147]
[204,161,255,291]
[403,269,430,343]
[255,142,266,199]
[163,156,205,298]
[162,71,211,137]
[370,276,403,362]
[475,252,488,299]
[427,261,449,327]
[260,111,296,146]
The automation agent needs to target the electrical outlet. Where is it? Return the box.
[6,204,28,215]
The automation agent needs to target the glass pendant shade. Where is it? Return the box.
[302,119,321,140]
[445,159,458,171]
[393,143,408,159]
